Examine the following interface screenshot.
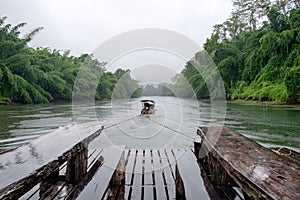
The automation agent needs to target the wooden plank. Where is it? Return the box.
[200,127,300,199]
[152,150,168,200]
[166,184,176,200]
[174,149,210,200]
[20,185,39,200]
[165,149,176,176]
[125,149,136,185]
[152,150,165,186]
[144,149,153,185]
[159,149,176,199]
[154,185,167,200]
[87,149,103,171]
[131,150,144,200]
[143,185,154,200]
[76,145,125,200]
[159,149,174,183]
[125,149,137,200]
[125,186,130,200]
[133,150,143,183]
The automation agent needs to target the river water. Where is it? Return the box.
[0,96,299,151]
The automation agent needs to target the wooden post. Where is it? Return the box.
[65,144,88,184]
[39,168,59,198]
[106,151,125,199]
[175,165,185,199]
[194,134,202,159]
[207,153,230,186]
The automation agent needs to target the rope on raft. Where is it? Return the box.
[102,114,195,140]
[271,147,292,156]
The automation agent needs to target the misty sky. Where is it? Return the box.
[0,0,232,54]
[0,0,232,83]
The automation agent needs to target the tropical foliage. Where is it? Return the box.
[176,0,300,103]
[0,16,141,104]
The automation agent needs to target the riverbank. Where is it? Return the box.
[230,99,300,107]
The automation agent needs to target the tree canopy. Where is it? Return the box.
[175,0,300,103]
[0,16,141,104]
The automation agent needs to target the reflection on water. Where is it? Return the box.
[0,97,299,151]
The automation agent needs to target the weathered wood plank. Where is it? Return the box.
[143,185,154,200]
[76,145,125,200]
[66,146,88,184]
[174,149,210,200]
[152,150,168,199]
[199,127,300,200]
[165,149,176,176]
[159,149,174,184]
[154,185,167,200]
[130,183,141,199]
[125,149,136,185]
[152,150,165,186]
[0,123,103,199]
[131,150,144,200]
[166,184,176,200]
[125,149,138,200]
[144,149,153,185]
[87,149,103,171]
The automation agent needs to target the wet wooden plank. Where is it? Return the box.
[87,149,103,171]
[154,185,167,200]
[200,127,300,200]
[20,185,39,200]
[125,149,137,200]
[76,145,125,200]
[166,184,176,200]
[159,149,175,184]
[125,149,136,185]
[133,150,143,185]
[152,150,168,199]
[159,149,176,199]
[165,149,176,175]
[144,149,153,185]
[174,149,210,200]
[143,185,154,200]
[131,150,144,200]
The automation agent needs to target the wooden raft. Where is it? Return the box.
[77,148,211,200]
[0,145,213,199]
[196,127,300,200]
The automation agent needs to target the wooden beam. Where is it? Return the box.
[0,127,103,199]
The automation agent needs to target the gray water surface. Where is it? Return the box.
[0,97,299,151]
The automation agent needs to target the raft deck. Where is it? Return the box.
[196,127,300,199]
[1,125,299,199]
[0,147,213,199]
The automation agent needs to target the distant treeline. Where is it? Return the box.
[0,16,141,104]
[142,84,174,96]
[174,0,300,103]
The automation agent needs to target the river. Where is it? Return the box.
[0,96,299,151]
